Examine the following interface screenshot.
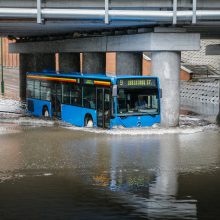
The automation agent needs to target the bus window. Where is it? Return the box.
[70,84,82,107]
[27,79,34,98]
[62,83,71,104]
[41,81,51,101]
[56,83,62,105]
[118,88,159,115]
[83,86,96,109]
[34,80,40,99]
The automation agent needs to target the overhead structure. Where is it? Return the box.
[11,31,200,127]
[9,33,200,53]
[2,0,215,127]
[0,0,220,38]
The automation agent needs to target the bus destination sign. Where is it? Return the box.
[118,78,157,88]
[84,79,94,85]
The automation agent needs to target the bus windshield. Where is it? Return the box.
[117,88,159,115]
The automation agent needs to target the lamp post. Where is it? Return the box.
[1,38,4,95]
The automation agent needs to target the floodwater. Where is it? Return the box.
[0,97,220,220]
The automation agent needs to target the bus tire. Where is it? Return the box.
[42,106,49,118]
[84,115,93,128]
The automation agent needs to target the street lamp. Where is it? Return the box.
[1,38,4,95]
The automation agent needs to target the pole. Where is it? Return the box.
[1,38,4,95]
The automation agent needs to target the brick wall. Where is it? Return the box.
[106,52,190,80]
[0,38,19,68]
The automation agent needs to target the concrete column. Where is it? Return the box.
[59,53,80,73]
[82,52,106,74]
[217,111,220,126]
[217,80,220,126]
[19,53,55,100]
[116,52,142,75]
[152,51,181,127]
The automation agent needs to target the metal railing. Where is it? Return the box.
[1,0,220,25]
[182,64,220,78]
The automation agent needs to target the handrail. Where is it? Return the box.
[182,64,220,76]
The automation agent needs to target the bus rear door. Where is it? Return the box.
[97,88,111,128]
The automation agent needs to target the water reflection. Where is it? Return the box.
[0,127,220,219]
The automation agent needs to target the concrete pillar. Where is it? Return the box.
[59,53,80,73]
[152,51,181,127]
[19,53,55,100]
[82,52,106,74]
[217,81,220,126]
[217,111,220,126]
[116,52,142,75]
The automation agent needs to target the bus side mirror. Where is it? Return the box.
[160,88,162,98]
[112,85,118,97]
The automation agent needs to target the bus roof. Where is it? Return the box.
[27,71,159,81]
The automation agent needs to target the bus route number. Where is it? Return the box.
[119,79,154,87]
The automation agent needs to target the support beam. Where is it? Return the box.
[105,0,109,24]
[152,51,181,127]
[37,0,42,24]
[116,52,142,75]
[19,53,55,100]
[59,53,80,73]
[173,0,177,25]
[82,53,106,74]
[9,33,200,53]
[192,0,197,24]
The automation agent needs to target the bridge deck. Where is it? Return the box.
[0,0,220,38]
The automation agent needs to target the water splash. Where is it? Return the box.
[62,116,219,135]
[0,97,219,135]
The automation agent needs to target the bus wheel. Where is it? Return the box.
[85,115,93,128]
[42,106,49,118]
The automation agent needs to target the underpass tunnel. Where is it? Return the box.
[6,30,201,127]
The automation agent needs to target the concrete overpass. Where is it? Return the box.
[0,0,220,39]
[0,0,220,127]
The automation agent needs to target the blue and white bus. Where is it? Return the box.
[26,71,161,128]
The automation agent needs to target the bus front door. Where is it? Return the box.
[51,83,62,118]
[97,88,111,128]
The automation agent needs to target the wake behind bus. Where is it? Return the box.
[26,71,161,128]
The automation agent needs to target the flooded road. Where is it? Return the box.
[0,97,220,219]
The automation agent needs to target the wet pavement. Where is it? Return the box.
[0,97,220,219]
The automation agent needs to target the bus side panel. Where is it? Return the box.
[61,105,97,127]
[111,115,161,128]
[27,98,52,117]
